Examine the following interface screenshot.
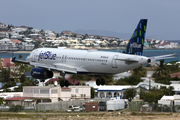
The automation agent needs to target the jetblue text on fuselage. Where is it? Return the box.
[130,42,141,48]
[38,51,56,61]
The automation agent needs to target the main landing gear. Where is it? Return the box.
[60,72,69,87]
[60,80,69,87]
[96,79,105,86]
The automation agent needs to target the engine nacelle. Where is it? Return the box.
[30,68,53,79]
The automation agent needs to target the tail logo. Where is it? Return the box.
[130,42,141,48]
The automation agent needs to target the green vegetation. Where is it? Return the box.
[9,105,24,112]
[132,66,147,77]
[0,56,38,92]
[102,75,114,85]
[0,97,4,105]
[91,87,95,98]
[140,86,174,103]
[153,60,180,77]
[115,76,143,85]
[123,87,137,101]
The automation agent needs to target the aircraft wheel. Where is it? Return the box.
[40,79,45,82]
[96,79,101,86]
[60,80,65,87]
[101,79,105,85]
[65,80,69,87]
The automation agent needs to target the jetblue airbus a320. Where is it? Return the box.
[12,19,175,87]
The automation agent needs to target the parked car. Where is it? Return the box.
[68,105,80,110]
[98,101,107,111]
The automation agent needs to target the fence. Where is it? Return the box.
[36,98,109,112]
[140,103,180,112]
[0,106,10,111]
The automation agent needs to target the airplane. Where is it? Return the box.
[12,19,175,87]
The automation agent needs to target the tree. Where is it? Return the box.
[123,88,137,101]
[18,54,23,60]
[155,77,171,85]
[132,66,147,77]
[91,87,95,98]
[153,59,169,77]
[101,75,114,85]
[0,67,11,86]
[0,97,4,105]
[0,58,3,70]
[140,86,174,103]
[168,60,180,73]
[115,76,143,85]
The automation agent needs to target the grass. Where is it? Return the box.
[0,111,178,120]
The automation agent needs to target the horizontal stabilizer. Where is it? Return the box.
[149,53,176,62]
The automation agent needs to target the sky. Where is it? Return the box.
[1,0,180,40]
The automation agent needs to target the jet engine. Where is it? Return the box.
[30,68,53,79]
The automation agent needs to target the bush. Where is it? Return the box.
[9,105,24,112]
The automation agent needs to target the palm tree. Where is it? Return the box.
[18,54,23,60]
[168,60,180,73]
[153,59,169,77]
[132,66,147,77]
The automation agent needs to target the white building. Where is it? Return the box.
[92,80,171,99]
[45,30,56,38]
[94,85,136,99]
[0,23,8,28]
[12,27,28,33]
[0,38,34,51]
[0,31,9,38]
[0,38,18,50]
[31,28,40,34]
[23,85,91,102]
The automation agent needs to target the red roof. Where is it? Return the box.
[5,97,31,101]
[11,39,21,43]
[170,72,180,78]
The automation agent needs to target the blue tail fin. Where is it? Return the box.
[123,19,148,55]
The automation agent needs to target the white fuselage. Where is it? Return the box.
[26,48,150,75]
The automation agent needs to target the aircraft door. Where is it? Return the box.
[31,50,38,62]
[61,55,67,62]
[112,55,118,68]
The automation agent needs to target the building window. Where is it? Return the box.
[34,89,39,93]
[24,89,32,93]
[75,89,79,93]
[40,89,49,94]
[51,89,57,94]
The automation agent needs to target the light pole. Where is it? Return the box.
[147,72,152,92]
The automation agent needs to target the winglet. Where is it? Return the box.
[12,57,16,62]
[173,53,176,57]
[123,19,148,55]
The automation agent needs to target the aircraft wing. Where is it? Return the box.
[12,57,30,65]
[30,62,78,74]
[149,53,176,62]
[12,57,89,74]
